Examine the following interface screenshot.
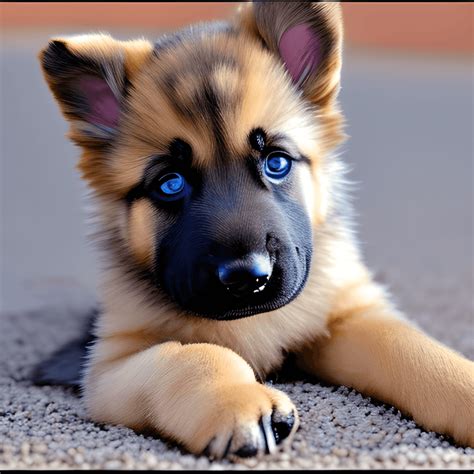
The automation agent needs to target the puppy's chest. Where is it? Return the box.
[97,298,329,378]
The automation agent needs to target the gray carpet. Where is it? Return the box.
[1,270,473,470]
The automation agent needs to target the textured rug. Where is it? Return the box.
[1,269,473,470]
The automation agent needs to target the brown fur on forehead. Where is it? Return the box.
[101,30,334,194]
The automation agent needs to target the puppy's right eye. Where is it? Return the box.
[151,172,188,202]
[264,151,292,181]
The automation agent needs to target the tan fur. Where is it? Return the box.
[296,302,474,446]
[84,340,297,456]
[127,199,156,267]
[110,33,325,190]
[40,1,474,458]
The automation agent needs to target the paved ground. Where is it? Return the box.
[0,30,473,469]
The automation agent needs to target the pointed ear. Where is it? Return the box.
[238,2,343,107]
[39,34,153,147]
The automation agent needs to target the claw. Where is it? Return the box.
[259,413,277,454]
[222,436,233,459]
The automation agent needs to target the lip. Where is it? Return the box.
[177,251,312,321]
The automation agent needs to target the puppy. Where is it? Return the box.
[35,2,473,459]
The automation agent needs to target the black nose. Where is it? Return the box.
[217,253,272,298]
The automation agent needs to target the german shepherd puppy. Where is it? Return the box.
[35,2,473,459]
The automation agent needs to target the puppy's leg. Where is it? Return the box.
[296,284,474,447]
[83,338,298,458]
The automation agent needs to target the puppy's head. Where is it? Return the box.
[40,2,345,320]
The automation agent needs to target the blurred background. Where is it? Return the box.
[1,2,472,314]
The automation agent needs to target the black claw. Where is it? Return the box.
[222,436,233,459]
[271,409,295,444]
[202,438,214,457]
[234,443,258,458]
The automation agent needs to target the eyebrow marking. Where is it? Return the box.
[169,138,192,163]
[249,128,267,152]
[248,129,312,165]
[124,149,175,205]
[126,137,195,205]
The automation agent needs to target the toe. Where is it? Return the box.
[205,434,233,459]
[229,418,268,458]
[234,443,258,458]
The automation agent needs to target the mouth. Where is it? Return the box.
[171,252,312,321]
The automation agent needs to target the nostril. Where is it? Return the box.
[217,253,272,297]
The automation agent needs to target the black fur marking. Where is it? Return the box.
[122,75,133,102]
[119,128,313,321]
[157,73,189,119]
[31,308,98,390]
[42,41,98,120]
[153,152,313,320]
[196,82,226,155]
[169,138,192,163]
[42,40,96,80]
[249,128,267,152]
[158,67,234,159]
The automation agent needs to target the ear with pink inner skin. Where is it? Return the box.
[245,2,343,106]
[278,23,323,88]
[40,37,127,144]
[77,75,120,129]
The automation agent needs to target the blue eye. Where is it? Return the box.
[264,152,292,180]
[153,172,186,201]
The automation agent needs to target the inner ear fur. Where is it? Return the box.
[237,2,343,108]
[39,33,153,148]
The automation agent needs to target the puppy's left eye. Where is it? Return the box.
[150,172,188,202]
[264,151,292,180]
[160,173,184,194]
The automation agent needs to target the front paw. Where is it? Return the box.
[189,383,298,459]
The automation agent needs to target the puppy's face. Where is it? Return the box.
[40,3,344,320]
